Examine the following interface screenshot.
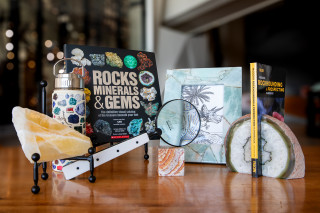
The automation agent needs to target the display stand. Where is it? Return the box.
[31,81,149,194]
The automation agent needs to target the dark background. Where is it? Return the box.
[0,0,319,139]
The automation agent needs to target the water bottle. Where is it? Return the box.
[51,58,86,172]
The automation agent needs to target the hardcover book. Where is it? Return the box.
[162,67,242,164]
[250,62,286,177]
[64,44,162,146]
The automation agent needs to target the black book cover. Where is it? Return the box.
[64,44,162,146]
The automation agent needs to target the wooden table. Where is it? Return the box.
[0,141,320,212]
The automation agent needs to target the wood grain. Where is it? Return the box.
[0,142,319,212]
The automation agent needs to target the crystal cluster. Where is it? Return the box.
[127,118,143,136]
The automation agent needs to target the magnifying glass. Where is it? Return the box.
[62,99,201,180]
[154,99,201,147]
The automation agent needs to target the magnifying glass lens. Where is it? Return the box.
[156,99,201,146]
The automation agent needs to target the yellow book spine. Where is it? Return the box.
[250,63,258,177]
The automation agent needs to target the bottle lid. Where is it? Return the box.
[53,58,85,89]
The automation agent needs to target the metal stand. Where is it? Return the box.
[144,143,149,160]
[30,80,149,194]
[40,81,48,181]
[31,153,40,194]
[31,81,49,194]
[64,146,97,183]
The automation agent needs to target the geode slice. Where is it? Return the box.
[139,71,154,86]
[94,119,112,136]
[225,114,305,179]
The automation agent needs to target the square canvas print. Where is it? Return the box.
[162,68,242,164]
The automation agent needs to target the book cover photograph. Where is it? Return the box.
[250,62,286,177]
[63,44,162,146]
[162,68,242,164]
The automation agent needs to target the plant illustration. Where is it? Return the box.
[182,86,214,106]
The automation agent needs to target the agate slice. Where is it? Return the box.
[224,114,305,179]
[158,147,184,176]
[12,107,92,163]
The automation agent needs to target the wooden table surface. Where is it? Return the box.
[0,141,320,212]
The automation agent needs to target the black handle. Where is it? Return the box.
[40,80,47,115]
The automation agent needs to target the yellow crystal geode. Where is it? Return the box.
[12,106,92,163]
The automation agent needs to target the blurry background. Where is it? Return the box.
[0,0,319,144]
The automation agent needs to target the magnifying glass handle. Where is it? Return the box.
[147,128,162,139]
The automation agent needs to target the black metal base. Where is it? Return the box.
[144,143,149,160]
[41,162,48,180]
[31,153,41,194]
[64,147,97,183]
[31,146,97,194]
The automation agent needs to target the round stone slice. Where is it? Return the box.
[224,114,305,179]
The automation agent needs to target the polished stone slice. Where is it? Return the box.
[225,114,305,179]
[158,147,184,176]
[12,106,92,163]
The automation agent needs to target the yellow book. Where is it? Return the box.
[250,62,286,177]
[250,63,261,177]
